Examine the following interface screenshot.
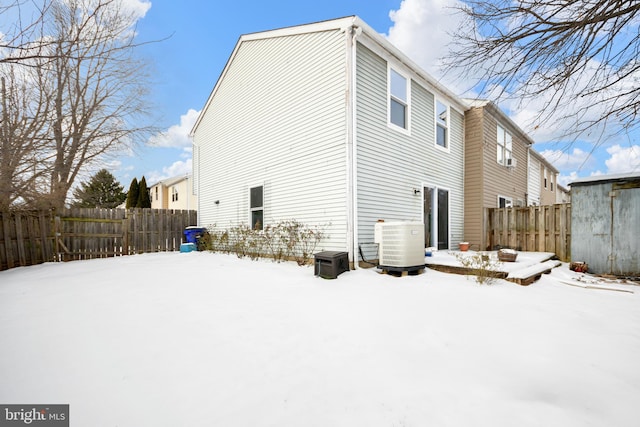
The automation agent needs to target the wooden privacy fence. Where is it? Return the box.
[486,204,571,262]
[0,208,197,271]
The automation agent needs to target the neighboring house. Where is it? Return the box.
[570,173,640,275]
[556,184,570,204]
[463,99,532,250]
[150,174,196,211]
[191,16,467,266]
[528,149,559,206]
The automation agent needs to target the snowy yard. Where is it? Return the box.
[1,251,639,426]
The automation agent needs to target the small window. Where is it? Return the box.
[389,67,409,130]
[498,196,513,208]
[155,187,158,201]
[171,187,178,202]
[497,125,512,165]
[436,100,448,148]
[250,185,263,230]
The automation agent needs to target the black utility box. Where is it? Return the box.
[314,251,350,279]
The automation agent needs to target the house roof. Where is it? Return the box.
[191,15,469,137]
[570,172,640,187]
[464,98,536,147]
[528,148,559,174]
[150,174,190,188]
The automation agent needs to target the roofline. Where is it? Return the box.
[352,17,468,112]
[570,172,640,186]
[464,98,535,146]
[150,174,191,188]
[191,16,469,137]
[529,148,559,174]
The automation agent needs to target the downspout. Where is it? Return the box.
[192,141,200,225]
[346,23,361,269]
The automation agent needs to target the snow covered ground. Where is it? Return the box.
[1,251,639,427]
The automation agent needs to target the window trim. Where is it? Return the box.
[498,195,513,208]
[435,98,450,151]
[248,184,264,230]
[497,124,513,166]
[387,65,411,134]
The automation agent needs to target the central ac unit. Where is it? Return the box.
[374,221,425,269]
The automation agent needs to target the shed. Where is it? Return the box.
[570,173,640,276]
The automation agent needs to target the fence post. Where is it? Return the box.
[2,211,15,269]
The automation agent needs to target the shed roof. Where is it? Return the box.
[570,172,640,187]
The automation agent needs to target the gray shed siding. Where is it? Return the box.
[354,43,464,250]
[193,29,349,251]
[571,176,640,275]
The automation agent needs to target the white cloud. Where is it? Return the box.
[147,158,192,184]
[538,148,595,171]
[386,0,471,93]
[148,109,200,148]
[605,145,640,174]
[120,0,152,19]
[558,171,578,188]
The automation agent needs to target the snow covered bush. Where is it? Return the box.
[201,220,326,265]
[453,251,502,285]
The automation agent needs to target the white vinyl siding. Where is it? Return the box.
[193,29,348,251]
[355,43,465,251]
[528,153,541,205]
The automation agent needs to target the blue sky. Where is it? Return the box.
[112,0,640,189]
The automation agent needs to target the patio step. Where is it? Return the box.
[507,260,562,286]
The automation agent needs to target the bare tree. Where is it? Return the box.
[0,0,155,210]
[446,0,640,142]
[0,1,54,65]
[0,68,52,210]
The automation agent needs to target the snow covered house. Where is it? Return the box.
[191,16,467,266]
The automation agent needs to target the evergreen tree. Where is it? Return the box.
[136,176,151,208]
[125,177,139,209]
[72,169,127,208]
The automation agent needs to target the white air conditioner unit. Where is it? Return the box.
[374,221,425,269]
[506,158,517,168]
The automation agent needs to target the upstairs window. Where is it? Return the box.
[544,169,548,188]
[250,185,263,230]
[497,125,513,165]
[389,67,409,131]
[436,100,449,149]
[171,187,178,202]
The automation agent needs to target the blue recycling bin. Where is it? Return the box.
[184,226,206,245]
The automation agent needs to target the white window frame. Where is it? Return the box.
[497,124,513,166]
[498,195,513,208]
[171,187,178,202]
[435,99,449,151]
[387,65,411,134]
[248,184,264,230]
